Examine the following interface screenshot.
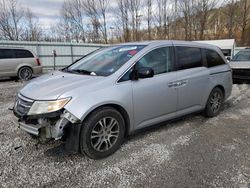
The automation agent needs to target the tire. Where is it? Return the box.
[205,87,224,117]
[80,107,125,159]
[18,67,33,81]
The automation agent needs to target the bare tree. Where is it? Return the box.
[146,0,152,40]
[127,0,142,41]
[97,0,108,43]
[240,0,250,45]
[23,8,42,41]
[82,0,102,42]
[153,0,171,39]
[178,0,194,40]
[59,0,85,42]
[0,0,24,40]
[117,0,130,42]
[222,0,238,38]
[193,0,217,40]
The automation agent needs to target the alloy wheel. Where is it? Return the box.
[90,117,120,152]
[210,91,222,113]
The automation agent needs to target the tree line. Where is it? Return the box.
[0,0,249,45]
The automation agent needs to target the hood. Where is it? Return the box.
[230,61,250,69]
[20,71,105,100]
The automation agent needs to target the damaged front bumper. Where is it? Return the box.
[13,110,80,140]
[12,94,81,141]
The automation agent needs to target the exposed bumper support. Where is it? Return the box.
[12,116,44,136]
[51,110,80,140]
[19,122,43,136]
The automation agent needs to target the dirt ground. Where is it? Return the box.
[0,79,250,188]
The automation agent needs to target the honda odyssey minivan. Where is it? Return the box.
[13,41,232,159]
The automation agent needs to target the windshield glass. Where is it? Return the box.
[232,50,250,61]
[66,45,146,76]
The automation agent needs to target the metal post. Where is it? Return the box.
[52,50,57,70]
[70,44,74,63]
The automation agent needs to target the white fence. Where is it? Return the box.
[0,40,106,70]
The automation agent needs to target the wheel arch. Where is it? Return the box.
[82,103,131,136]
[17,65,33,76]
[16,64,33,73]
[213,85,225,99]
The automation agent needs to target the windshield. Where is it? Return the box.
[65,45,146,76]
[232,50,250,61]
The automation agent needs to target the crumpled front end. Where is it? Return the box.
[13,93,80,142]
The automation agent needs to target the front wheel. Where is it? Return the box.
[205,87,224,117]
[80,107,125,159]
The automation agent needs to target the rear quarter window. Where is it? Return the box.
[205,49,225,67]
[14,49,34,58]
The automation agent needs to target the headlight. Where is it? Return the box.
[28,97,71,115]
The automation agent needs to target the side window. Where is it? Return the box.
[137,46,174,75]
[176,46,203,70]
[0,49,14,59]
[14,50,34,58]
[205,49,225,67]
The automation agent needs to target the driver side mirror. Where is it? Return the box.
[226,57,231,61]
[132,67,154,80]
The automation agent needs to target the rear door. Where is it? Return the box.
[174,46,210,114]
[14,49,35,66]
[131,46,178,129]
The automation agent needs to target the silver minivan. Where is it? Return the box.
[13,41,232,159]
[0,47,42,80]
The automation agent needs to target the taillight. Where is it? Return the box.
[36,58,41,66]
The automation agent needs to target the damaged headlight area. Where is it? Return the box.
[13,95,80,143]
[28,97,71,115]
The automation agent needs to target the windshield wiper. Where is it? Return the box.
[70,69,97,75]
[61,68,97,75]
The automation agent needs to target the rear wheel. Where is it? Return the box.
[205,87,224,117]
[18,67,33,81]
[80,107,125,159]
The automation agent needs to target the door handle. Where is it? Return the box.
[168,80,188,88]
[180,80,188,86]
[168,82,177,88]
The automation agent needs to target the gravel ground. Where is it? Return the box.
[0,79,250,188]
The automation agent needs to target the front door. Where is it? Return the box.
[0,49,15,75]
[132,46,178,129]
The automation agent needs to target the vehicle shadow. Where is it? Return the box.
[0,78,19,83]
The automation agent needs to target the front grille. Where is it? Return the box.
[14,94,34,116]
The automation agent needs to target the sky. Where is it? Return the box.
[19,0,64,28]
[17,0,173,30]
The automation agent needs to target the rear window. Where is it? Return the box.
[205,49,225,67]
[176,47,203,70]
[0,49,14,59]
[14,49,34,58]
